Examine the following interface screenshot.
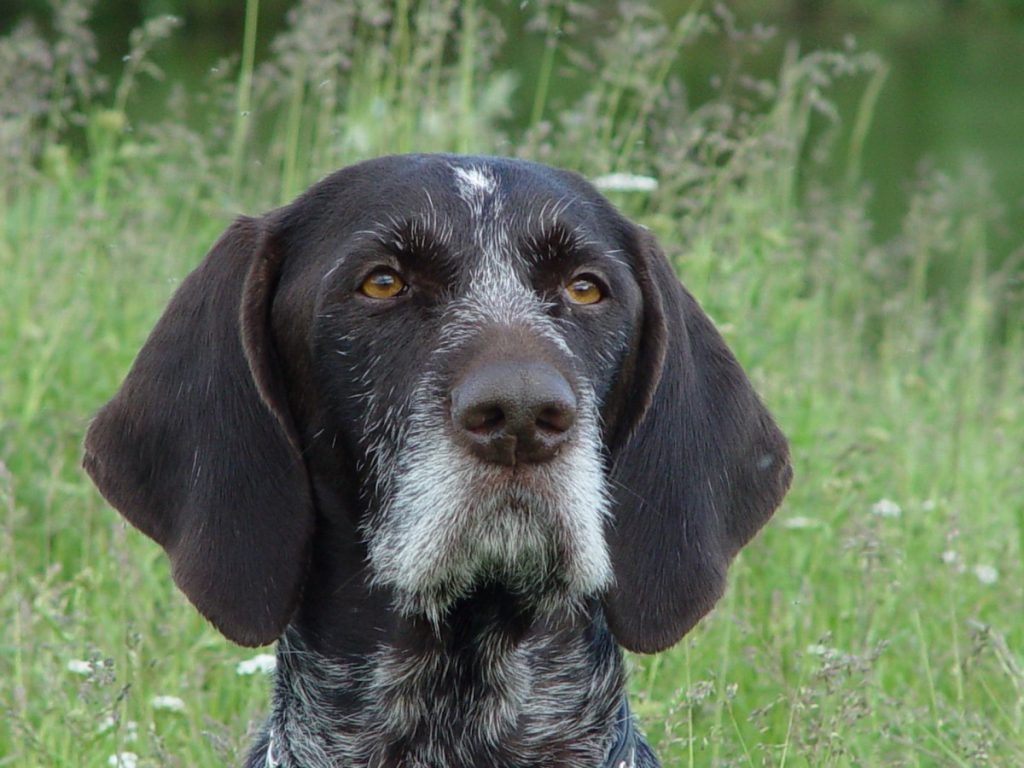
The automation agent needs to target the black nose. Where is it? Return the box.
[451,360,577,466]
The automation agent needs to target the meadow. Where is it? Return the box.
[1,2,1021,765]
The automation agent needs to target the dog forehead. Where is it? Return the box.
[381,156,581,216]
[440,156,585,213]
[285,155,633,292]
[298,155,603,238]
[341,158,593,252]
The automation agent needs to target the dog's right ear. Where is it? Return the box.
[83,217,314,647]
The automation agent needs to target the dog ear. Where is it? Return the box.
[83,217,314,647]
[603,230,792,654]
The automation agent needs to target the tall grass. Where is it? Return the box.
[1,1,1021,765]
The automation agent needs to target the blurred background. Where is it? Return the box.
[2,1,1022,765]
[4,0,1024,244]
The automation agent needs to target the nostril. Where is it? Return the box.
[461,402,506,434]
[536,403,575,434]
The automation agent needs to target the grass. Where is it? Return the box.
[1,1,1022,765]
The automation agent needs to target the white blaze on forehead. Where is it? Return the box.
[448,162,529,323]
[446,162,573,356]
[451,164,500,219]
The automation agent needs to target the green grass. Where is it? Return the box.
[2,2,1022,766]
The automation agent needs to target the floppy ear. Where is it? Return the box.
[604,230,792,654]
[83,217,314,647]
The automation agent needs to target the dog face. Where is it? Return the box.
[84,154,792,653]
[304,160,647,620]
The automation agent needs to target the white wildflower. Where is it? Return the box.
[782,515,822,530]
[237,653,277,675]
[591,172,659,192]
[973,565,999,585]
[805,643,830,656]
[151,694,186,713]
[870,498,902,518]
[941,550,958,565]
[67,659,93,675]
[108,753,138,768]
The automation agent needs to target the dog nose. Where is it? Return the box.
[451,361,577,465]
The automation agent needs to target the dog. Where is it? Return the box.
[84,154,791,767]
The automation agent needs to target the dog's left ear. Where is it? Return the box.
[603,229,792,654]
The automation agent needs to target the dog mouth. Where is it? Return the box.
[390,521,577,623]
[369,465,612,622]
[463,462,566,500]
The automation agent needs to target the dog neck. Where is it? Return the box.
[257,590,630,768]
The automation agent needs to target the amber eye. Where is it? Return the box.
[564,275,604,305]
[360,268,407,299]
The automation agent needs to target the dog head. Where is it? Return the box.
[84,155,791,653]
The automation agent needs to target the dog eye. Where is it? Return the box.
[564,275,604,305]
[360,268,407,299]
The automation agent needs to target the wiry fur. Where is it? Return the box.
[82,154,792,768]
[257,612,633,768]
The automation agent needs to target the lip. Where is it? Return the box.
[460,467,553,508]
[461,450,558,481]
